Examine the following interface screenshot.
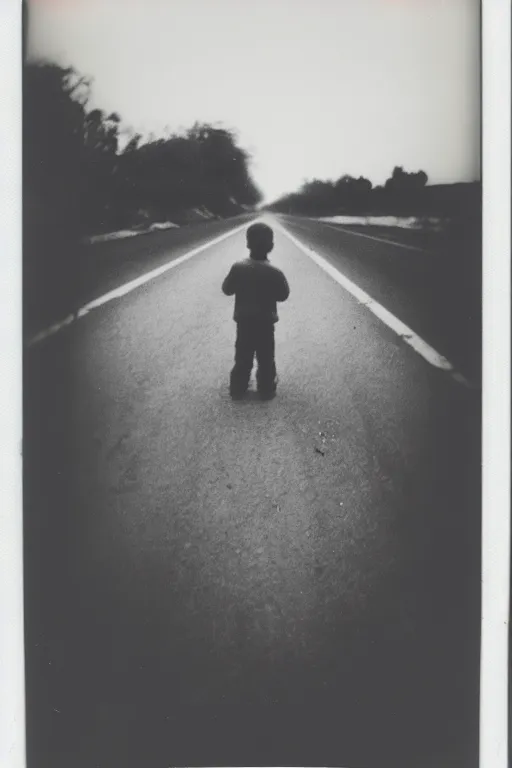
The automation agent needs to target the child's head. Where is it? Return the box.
[246,222,274,260]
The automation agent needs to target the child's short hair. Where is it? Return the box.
[247,222,274,254]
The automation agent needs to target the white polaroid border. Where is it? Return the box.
[480,2,511,767]
[0,0,24,767]
[0,1,510,768]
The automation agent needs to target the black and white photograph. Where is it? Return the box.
[15,0,498,766]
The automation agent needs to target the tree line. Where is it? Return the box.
[266,166,480,222]
[24,61,262,237]
[23,60,262,329]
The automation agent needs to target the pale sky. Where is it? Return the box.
[28,0,480,203]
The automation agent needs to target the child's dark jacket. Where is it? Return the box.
[222,258,290,323]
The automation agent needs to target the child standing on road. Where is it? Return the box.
[222,222,290,400]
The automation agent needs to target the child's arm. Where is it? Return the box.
[275,271,290,302]
[222,265,237,296]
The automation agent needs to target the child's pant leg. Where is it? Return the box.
[255,323,277,392]
[230,322,255,393]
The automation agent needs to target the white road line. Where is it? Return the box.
[321,222,427,252]
[271,218,476,389]
[288,216,428,252]
[26,220,251,348]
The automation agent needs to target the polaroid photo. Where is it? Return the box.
[1,1,510,767]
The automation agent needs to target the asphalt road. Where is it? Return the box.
[25,214,256,337]
[278,215,481,384]
[24,215,481,768]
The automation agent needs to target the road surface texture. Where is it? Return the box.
[26,214,255,338]
[279,215,481,385]
[24,215,481,768]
